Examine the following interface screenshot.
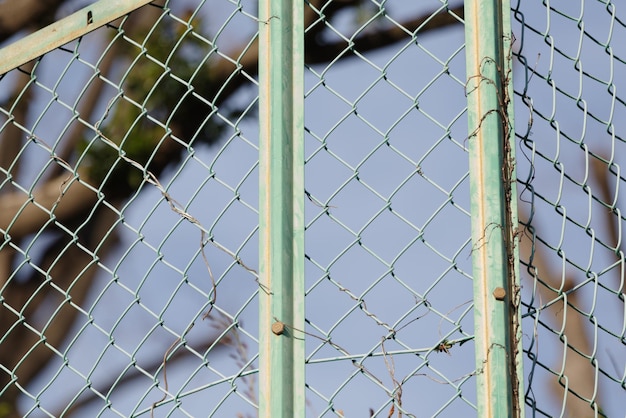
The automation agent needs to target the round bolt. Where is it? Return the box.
[271,321,285,335]
[493,287,506,301]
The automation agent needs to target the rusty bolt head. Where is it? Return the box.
[271,321,285,335]
[493,287,506,301]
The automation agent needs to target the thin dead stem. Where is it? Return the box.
[150,323,195,417]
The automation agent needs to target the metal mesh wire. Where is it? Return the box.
[302,2,473,416]
[0,1,475,416]
[0,1,261,416]
[513,1,626,416]
[5,0,624,417]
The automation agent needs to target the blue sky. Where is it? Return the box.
[4,1,624,417]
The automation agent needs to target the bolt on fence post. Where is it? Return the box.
[464,1,524,417]
[258,0,305,417]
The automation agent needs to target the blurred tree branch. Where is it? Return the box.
[0,1,465,239]
[519,224,598,416]
[0,1,464,416]
[519,154,620,417]
[0,0,65,43]
[305,4,464,64]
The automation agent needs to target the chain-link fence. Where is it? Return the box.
[513,1,626,417]
[302,2,472,417]
[0,1,263,416]
[0,0,623,417]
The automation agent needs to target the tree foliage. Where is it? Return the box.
[79,10,222,197]
[0,1,463,416]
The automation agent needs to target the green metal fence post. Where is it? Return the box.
[464,1,524,416]
[258,0,305,416]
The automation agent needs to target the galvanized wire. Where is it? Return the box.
[303,2,473,416]
[513,0,626,416]
[0,1,261,416]
[7,0,621,417]
[0,1,474,416]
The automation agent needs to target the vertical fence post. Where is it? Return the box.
[258,0,305,416]
[464,1,524,416]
